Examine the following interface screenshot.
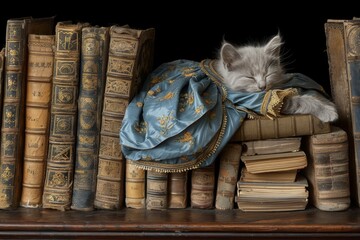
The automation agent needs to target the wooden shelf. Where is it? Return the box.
[0,207,359,239]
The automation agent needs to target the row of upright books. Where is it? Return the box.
[0,15,355,212]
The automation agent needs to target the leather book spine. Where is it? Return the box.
[231,114,330,142]
[168,172,188,209]
[146,170,168,210]
[21,34,55,208]
[94,26,155,210]
[215,143,242,210]
[71,26,109,211]
[191,163,215,209]
[0,17,54,209]
[125,159,146,209]
[304,127,350,211]
[42,22,87,211]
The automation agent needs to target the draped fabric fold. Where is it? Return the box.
[119,59,326,172]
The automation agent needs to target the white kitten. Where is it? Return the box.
[214,34,338,122]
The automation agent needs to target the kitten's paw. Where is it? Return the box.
[315,105,339,122]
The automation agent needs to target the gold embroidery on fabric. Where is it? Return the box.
[182,67,196,77]
[194,105,204,115]
[261,88,298,119]
[176,131,194,147]
[160,91,175,101]
[158,110,176,136]
[136,102,143,107]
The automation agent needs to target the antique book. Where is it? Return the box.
[303,127,350,211]
[240,167,298,183]
[191,163,215,209]
[42,22,89,211]
[146,171,168,210]
[231,114,330,142]
[236,175,309,212]
[242,137,301,156]
[168,172,188,209]
[125,159,146,209]
[71,26,109,211]
[21,34,55,208]
[0,48,4,114]
[241,151,307,174]
[215,143,242,210]
[325,19,360,205]
[94,25,155,210]
[0,16,54,210]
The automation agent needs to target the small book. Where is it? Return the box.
[191,164,215,209]
[231,114,330,142]
[125,159,146,209]
[215,143,242,210]
[303,126,350,211]
[168,172,188,209]
[240,167,297,183]
[236,175,309,212]
[242,137,301,156]
[146,171,168,210]
[241,151,307,174]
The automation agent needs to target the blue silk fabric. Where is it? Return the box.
[120,59,326,172]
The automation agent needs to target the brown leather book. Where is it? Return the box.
[146,171,168,210]
[241,151,307,174]
[94,25,155,210]
[303,127,350,211]
[0,16,54,210]
[42,22,89,211]
[231,114,330,142]
[125,159,146,209]
[191,163,215,209]
[21,34,55,208]
[215,143,242,210]
[168,172,188,209]
[0,48,4,114]
[71,26,110,211]
[242,137,301,156]
[325,19,360,206]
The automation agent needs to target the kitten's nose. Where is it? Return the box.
[257,82,266,91]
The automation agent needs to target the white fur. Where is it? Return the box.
[214,34,338,122]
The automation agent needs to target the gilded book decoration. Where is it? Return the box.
[94,26,155,210]
[0,17,54,209]
[21,34,55,208]
[71,26,109,211]
[42,22,88,211]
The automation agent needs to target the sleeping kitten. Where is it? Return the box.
[214,34,338,122]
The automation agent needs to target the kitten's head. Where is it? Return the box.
[217,34,285,92]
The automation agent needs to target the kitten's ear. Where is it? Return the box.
[264,35,282,57]
[220,43,240,71]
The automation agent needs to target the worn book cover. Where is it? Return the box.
[325,19,360,206]
[215,143,242,210]
[191,163,215,209]
[241,151,307,174]
[71,26,110,211]
[94,25,155,210]
[21,34,55,208]
[42,22,89,211]
[0,16,54,210]
[303,126,350,211]
[146,170,168,210]
[242,137,301,156]
[125,159,146,209]
[236,175,309,212]
[231,114,330,142]
[168,172,188,209]
[240,167,297,183]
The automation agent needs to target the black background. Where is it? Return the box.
[0,2,357,95]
